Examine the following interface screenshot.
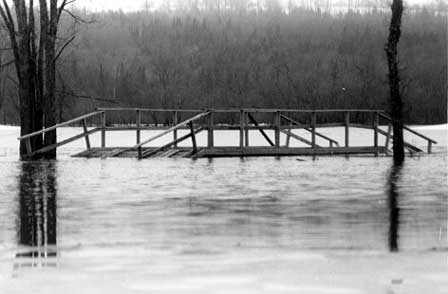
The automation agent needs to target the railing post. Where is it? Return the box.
[208,110,214,148]
[275,111,281,148]
[385,123,392,153]
[245,112,249,147]
[345,111,350,148]
[239,110,244,148]
[82,118,91,150]
[25,138,32,155]
[373,112,379,157]
[101,111,106,148]
[173,111,178,147]
[428,141,432,154]
[136,109,141,145]
[311,112,316,148]
[189,121,197,154]
[138,145,142,159]
[285,122,292,147]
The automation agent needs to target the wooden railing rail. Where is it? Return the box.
[18,111,103,140]
[280,114,339,147]
[378,112,438,143]
[378,112,437,153]
[18,111,104,157]
[104,111,211,158]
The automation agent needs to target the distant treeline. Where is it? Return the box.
[0,5,446,125]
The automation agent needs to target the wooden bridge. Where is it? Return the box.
[18,108,437,159]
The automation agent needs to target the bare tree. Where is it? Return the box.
[0,0,75,159]
[385,0,405,164]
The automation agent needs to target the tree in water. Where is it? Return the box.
[385,0,405,164]
[0,0,74,159]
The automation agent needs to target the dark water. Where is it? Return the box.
[0,128,447,293]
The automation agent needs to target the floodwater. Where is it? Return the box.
[0,125,447,294]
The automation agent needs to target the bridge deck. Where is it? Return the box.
[73,146,388,159]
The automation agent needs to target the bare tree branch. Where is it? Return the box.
[56,91,119,104]
[63,8,95,24]
[55,34,75,60]
[58,0,77,22]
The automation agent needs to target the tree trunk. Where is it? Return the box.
[385,0,405,164]
[1,0,72,160]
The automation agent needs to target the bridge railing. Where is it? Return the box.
[18,108,437,158]
[17,111,104,158]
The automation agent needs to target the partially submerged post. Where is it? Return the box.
[385,0,405,164]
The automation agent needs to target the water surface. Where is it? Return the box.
[0,127,447,293]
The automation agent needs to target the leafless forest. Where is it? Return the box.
[0,2,446,125]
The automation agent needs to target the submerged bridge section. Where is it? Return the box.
[18,108,437,159]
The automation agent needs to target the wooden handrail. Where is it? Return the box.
[378,112,438,144]
[213,109,384,113]
[18,111,103,140]
[97,108,201,113]
[280,114,339,146]
[105,111,211,158]
[97,107,385,114]
[23,128,101,158]
[135,111,210,149]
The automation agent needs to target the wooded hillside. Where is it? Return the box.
[0,6,446,125]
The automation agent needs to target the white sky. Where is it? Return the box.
[74,0,434,12]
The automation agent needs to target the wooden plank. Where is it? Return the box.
[345,112,350,147]
[19,111,102,140]
[82,119,91,150]
[102,123,345,131]
[285,123,292,147]
[173,111,178,147]
[136,110,141,145]
[166,149,182,157]
[106,111,210,158]
[101,111,106,148]
[160,149,179,157]
[373,112,379,157]
[208,110,214,148]
[245,112,249,147]
[75,146,389,159]
[26,128,101,158]
[385,124,392,152]
[239,110,244,148]
[280,130,321,147]
[97,108,202,113]
[274,111,281,148]
[196,146,387,158]
[311,112,316,147]
[212,108,384,113]
[247,113,275,146]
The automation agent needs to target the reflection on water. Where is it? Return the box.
[0,145,446,293]
[388,163,402,252]
[15,161,57,269]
